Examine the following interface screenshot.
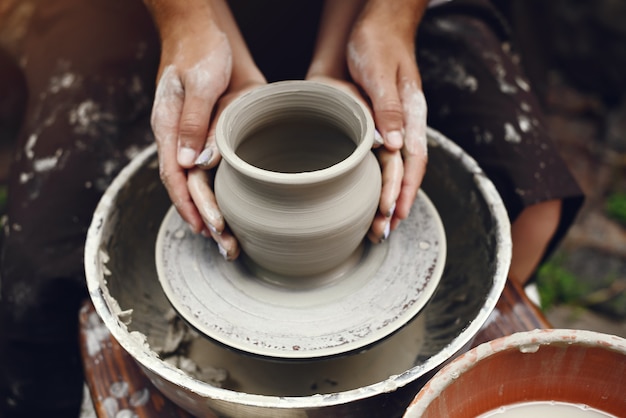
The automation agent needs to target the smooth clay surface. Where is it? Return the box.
[214,81,381,277]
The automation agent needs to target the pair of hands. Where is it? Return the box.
[149,0,428,261]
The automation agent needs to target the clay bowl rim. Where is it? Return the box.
[84,127,512,410]
[215,80,375,186]
[404,328,626,417]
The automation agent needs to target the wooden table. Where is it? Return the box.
[79,279,551,418]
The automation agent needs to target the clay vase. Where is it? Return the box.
[214,81,381,278]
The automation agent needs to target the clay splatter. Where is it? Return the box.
[419,50,478,92]
[483,51,517,94]
[473,126,494,145]
[518,115,532,133]
[110,381,130,399]
[156,310,229,387]
[49,72,79,94]
[115,410,138,418]
[101,397,119,417]
[504,123,521,143]
[84,310,112,357]
[445,61,478,92]
[128,388,150,407]
[33,151,62,172]
[19,172,33,184]
[515,76,530,92]
[24,134,37,159]
[69,100,117,136]
[401,79,428,158]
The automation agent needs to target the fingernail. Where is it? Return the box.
[195,147,214,167]
[206,222,221,236]
[382,220,391,241]
[178,146,197,167]
[386,202,396,218]
[374,129,384,146]
[217,242,229,260]
[386,130,404,149]
[200,227,211,238]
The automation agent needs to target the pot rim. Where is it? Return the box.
[215,80,375,185]
[84,127,512,410]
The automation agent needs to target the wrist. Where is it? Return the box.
[306,56,347,80]
[357,0,428,40]
[307,0,365,80]
[230,62,265,90]
[144,0,218,41]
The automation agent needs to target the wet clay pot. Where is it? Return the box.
[214,81,381,277]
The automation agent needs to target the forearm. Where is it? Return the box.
[143,0,218,44]
[357,0,429,40]
[209,0,264,86]
[307,0,366,79]
[342,0,429,239]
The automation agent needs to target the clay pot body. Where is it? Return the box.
[214,81,381,277]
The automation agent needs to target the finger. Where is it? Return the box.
[362,74,405,151]
[368,148,403,242]
[177,66,224,168]
[188,168,225,235]
[195,87,242,170]
[158,144,204,233]
[189,167,240,260]
[377,148,403,218]
[197,81,268,170]
[367,212,391,243]
[400,78,428,161]
[395,78,428,221]
[394,151,426,224]
[202,225,240,261]
[152,67,204,232]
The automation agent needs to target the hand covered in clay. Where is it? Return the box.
[147,0,265,260]
[148,2,232,233]
[187,80,266,260]
[347,0,429,241]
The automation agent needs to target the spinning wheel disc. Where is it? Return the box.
[156,190,446,359]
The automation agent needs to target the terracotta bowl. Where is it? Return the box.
[404,329,626,417]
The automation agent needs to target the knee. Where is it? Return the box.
[509,199,562,285]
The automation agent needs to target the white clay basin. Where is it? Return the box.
[84,127,511,417]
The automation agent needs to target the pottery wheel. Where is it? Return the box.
[156,190,446,359]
